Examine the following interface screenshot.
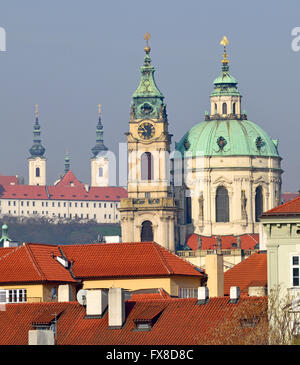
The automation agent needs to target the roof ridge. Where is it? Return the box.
[152,243,172,275]
[0,245,21,262]
[23,243,47,281]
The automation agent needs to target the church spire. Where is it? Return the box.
[131,33,166,120]
[211,36,240,97]
[64,151,70,174]
[209,37,243,118]
[29,104,46,157]
[91,104,108,157]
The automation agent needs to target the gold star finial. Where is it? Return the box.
[144,32,151,54]
[220,36,229,64]
[98,104,101,116]
[35,104,39,117]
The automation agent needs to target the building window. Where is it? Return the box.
[52,202,55,207]
[99,167,103,177]
[185,196,192,224]
[86,203,89,208]
[232,102,236,114]
[75,202,77,208]
[58,202,60,207]
[0,289,27,303]
[32,201,35,207]
[141,152,153,181]
[255,186,263,222]
[27,201,29,207]
[69,202,72,207]
[99,203,101,208]
[94,203,96,208]
[36,167,40,177]
[141,220,153,242]
[216,186,229,222]
[104,214,106,219]
[86,214,89,219]
[178,288,198,298]
[81,203,83,208]
[94,214,96,219]
[116,215,118,220]
[46,202,48,207]
[13,201,16,206]
[222,102,227,114]
[214,103,217,114]
[21,201,24,207]
[292,256,300,287]
[104,203,106,208]
[110,203,113,208]
[8,201,11,206]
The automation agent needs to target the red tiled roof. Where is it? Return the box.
[130,289,171,301]
[0,296,267,345]
[0,184,48,200]
[262,196,300,216]
[61,242,205,279]
[0,174,18,186]
[0,243,76,283]
[0,170,127,201]
[224,252,267,295]
[186,233,259,250]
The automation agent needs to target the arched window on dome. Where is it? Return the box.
[255,186,263,222]
[232,102,236,114]
[222,103,227,115]
[141,220,153,242]
[141,152,153,181]
[98,167,103,177]
[35,167,40,178]
[214,103,218,114]
[216,186,229,222]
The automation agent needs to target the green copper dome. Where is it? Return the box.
[175,119,280,157]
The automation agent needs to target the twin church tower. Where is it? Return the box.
[28,35,283,251]
[28,105,109,188]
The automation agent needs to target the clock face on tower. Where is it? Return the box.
[138,122,155,140]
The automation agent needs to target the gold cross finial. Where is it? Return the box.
[220,36,229,64]
[98,104,101,116]
[220,36,229,47]
[35,104,39,117]
[144,32,151,54]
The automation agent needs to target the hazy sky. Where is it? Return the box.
[0,0,299,192]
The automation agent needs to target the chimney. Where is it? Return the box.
[108,288,125,329]
[230,286,240,303]
[28,329,55,345]
[236,236,241,249]
[58,284,73,302]
[205,252,224,297]
[197,287,209,305]
[216,236,222,250]
[248,286,267,297]
[86,289,108,318]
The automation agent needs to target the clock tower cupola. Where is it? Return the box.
[119,34,178,251]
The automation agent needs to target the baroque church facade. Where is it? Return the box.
[120,36,282,251]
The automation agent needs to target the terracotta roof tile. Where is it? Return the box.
[0,170,127,202]
[0,296,267,345]
[0,243,75,283]
[224,252,267,295]
[262,196,300,216]
[61,242,205,279]
[186,233,259,250]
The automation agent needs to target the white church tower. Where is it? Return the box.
[91,104,109,187]
[28,105,46,186]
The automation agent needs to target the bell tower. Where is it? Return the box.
[28,105,46,186]
[119,34,178,251]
